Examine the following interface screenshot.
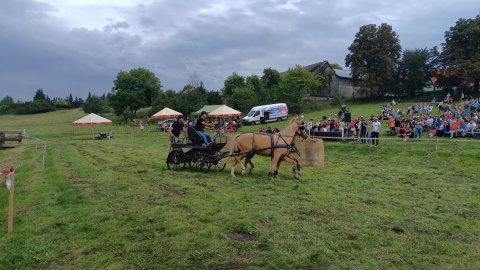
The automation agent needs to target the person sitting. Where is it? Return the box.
[266,126,273,134]
[398,124,412,141]
[169,115,187,144]
[195,111,215,145]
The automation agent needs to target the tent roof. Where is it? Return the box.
[72,113,112,125]
[208,105,242,117]
[192,105,224,116]
[151,107,182,119]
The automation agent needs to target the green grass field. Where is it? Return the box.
[0,104,479,269]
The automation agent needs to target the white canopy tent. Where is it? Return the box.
[73,113,112,125]
[208,105,242,117]
[151,107,182,119]
[73,113,112,139]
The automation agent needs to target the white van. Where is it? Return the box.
[242,103,288,125]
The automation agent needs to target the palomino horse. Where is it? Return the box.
[229,118,307,179]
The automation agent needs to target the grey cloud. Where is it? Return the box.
[0,0,479,102]
[103,21,130,32]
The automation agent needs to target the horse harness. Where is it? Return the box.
[250,132,301,159]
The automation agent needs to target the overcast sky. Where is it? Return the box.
[0,0,478,102]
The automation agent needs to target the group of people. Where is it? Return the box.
[380,93,480,140]
[169,111,231,146]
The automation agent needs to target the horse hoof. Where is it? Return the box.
[241,170,246,175]
[294,174,299,179]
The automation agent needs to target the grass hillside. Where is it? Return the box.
[0,104,479,269]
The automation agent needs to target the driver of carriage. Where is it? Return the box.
[169,115,187,144]
[196,111,215,145]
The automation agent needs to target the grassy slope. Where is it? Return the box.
[0,105,479,269]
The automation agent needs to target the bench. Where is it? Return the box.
[465,131,480,138]
[0,131,22,149]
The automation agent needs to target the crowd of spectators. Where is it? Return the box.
[307,93,479,143]
[376,94,480,140]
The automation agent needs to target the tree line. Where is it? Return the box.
[1,14,479,117]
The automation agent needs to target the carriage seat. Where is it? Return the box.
[187,127,203,146]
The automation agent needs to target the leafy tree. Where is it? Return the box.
[150,89,178,115]
[33,88,46,101]
[397,48,435,97]
[108,68,162,117]
[83,95,107,114]
[54,100,71,109]
[317,69,336,96]
[178,83,207,116]
[275,65,320,113]
[0,96,15,106]
[205,91,223,105]
[246,75,262,94]
[231,87,257,112]
[441,14,480,92]
[260,68,281,104]
[345,23,402,97]
[16,100,55,115]
[222,73,246,106]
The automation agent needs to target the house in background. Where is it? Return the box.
[301,61,360,99]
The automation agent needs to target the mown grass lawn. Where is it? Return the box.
[0,105,479,269]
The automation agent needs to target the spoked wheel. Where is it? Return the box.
[191,152,209,172]
[166,151,186,170]
[209,152,227,171]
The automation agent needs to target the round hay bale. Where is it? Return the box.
[293,138,324,169]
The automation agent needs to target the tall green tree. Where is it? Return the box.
[231,87,257,112]
[345,23,402,97]
[83,95,107,114]
[205,91,223,105]
[108,68,162,117]
[397,48,435,97]
[222,73,246,107]
[260,68,281,104]
[0,96,15,106]
[33,88,46,101]
[441,14,480,92]
[275,65,320,113]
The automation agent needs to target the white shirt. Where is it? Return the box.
[372,121,381,132]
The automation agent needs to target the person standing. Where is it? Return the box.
[414,118,425,140]
[196,111,215,145]
[140,120,145,132]
[371,117,381,147]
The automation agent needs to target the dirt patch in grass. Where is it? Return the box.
[228,232,258,242]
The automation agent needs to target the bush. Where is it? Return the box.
[15,100,55,115]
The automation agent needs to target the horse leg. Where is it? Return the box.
[269,155,280,180]
[247,154,255,173]
[282,155,300,179]
[243,153,255,174]
[230,156,240,177]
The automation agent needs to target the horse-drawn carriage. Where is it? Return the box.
[166,127,228,171]
[166,118,308,179]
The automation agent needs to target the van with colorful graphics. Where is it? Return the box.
[242,103,288,125]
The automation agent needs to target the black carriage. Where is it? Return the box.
[166,127,228,171]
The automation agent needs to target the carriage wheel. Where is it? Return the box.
[191,152,208,172]
[210,152,227,171]
[166,151,185,170]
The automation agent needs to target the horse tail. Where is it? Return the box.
[222,133,243,164]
